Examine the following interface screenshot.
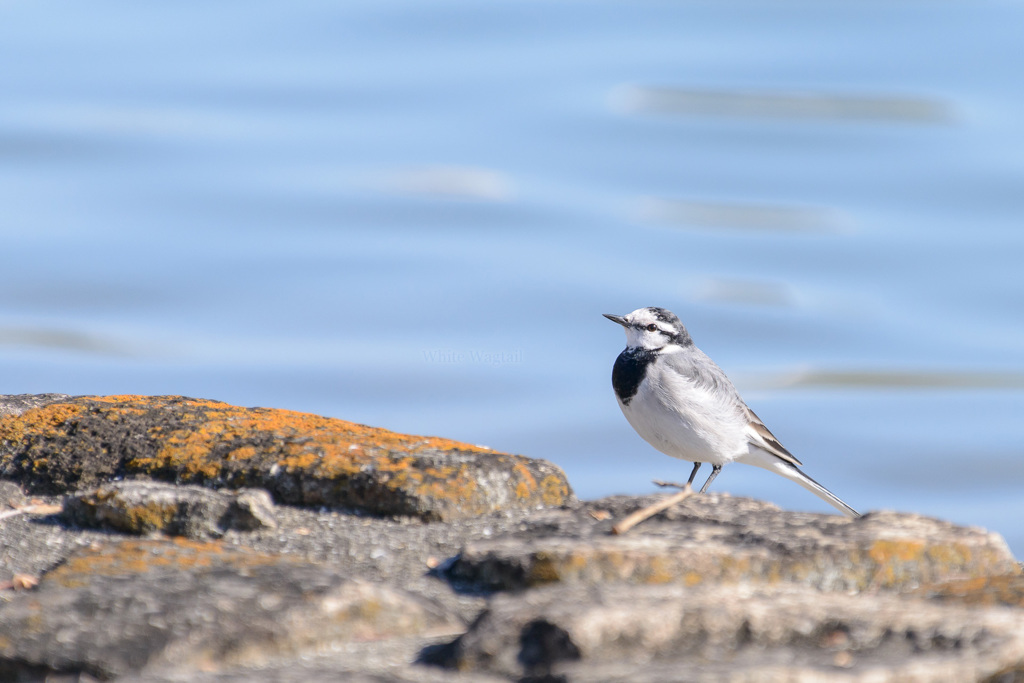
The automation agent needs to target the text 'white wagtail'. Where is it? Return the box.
[604,307,860,518]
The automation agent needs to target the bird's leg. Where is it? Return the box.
[699,464,722,493]
[654,462,703,490]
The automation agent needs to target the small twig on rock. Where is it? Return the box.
[0,503,63,523]
[611,482,693,535]
[652,480,691,489]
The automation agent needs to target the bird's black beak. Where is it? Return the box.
[603,313,629,327]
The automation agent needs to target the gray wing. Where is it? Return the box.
[665,347,804,467]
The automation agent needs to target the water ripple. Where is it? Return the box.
[740,369,1024,391]
[613,85,952,123]
[0,326,138,357]
[638,197,848,233]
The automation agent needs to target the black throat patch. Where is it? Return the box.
[611,347,658,405]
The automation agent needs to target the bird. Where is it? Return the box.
[604,306,860,518]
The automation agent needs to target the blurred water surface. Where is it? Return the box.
[2,1,1023,552]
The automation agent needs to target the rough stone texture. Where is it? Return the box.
[120,643,507,683]
[0,393,70,418]
[0,538,462,681]
[0,394,574,521]
[223,488,279,531]
[423,582,1024,682]
[2,490,1022,682]
[0,394,1022,682]
[918,573,1024,609]
[0,493,94,584]
[0,488,498,620]
[0,480,26,509]
[444,494,1020,593]
[63,481,277,539]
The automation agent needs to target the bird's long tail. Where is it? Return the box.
[740,449,860,518]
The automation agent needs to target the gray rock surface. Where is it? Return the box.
[0,539,462,681]
[0,480,26,509]
[120,642,506,683]
[0,394,1021,682]
[63,481,277,539]
[3,487,1022,682]
[423,582,1024,682]
[444,494,1018,592]
[0,393,69,417]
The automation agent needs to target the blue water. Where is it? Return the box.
[2,1,1023,554]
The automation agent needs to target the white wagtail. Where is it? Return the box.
[604,307,860,518]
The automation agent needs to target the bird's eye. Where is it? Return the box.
[645,324,658,332]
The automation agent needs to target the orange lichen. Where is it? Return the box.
[413,473,480,505]
[924,543,972,567]
[540,475,571,506]
[644,556,676,584]
[920,573,1024,607]
[72,396,494,487]
[527,553,563,584]
[512,462,537,498]
[227,445,258,461]
[76,396,489,456]
[0,395,573,518]
[868,539,926,565]
[45,538,294,589]
[120,501,178,532]
[0,403,85,450]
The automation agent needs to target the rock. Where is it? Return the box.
[223,488,278,531]
[0,393,70,417]
[422,582,1024,682]
[0,493,85,584]
[0,538,463,681]
[120,644,508,683]
[0,479,26,509]
[917,573,1024,608]
[0,394,574,521]
[1,393,1022,682]
[443,494,1019,593]
[63,481,277,539]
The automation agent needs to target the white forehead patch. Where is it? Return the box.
[626,308,657,324]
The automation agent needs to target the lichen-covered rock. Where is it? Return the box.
[444,494,1020,592]
[0,538,463,680]
[917,573,1024,608]
[63,481,277,539]
[0,393,69,418]
[422,582,1024,682]
[0,394,574,521]
[1,394,1021,683]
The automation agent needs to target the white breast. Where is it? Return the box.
[617,357,749,466]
